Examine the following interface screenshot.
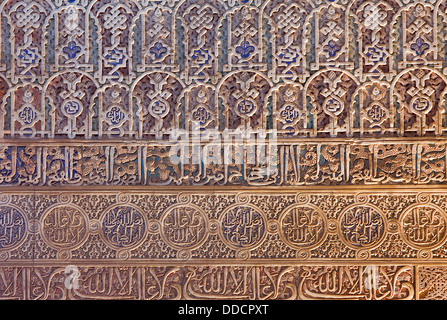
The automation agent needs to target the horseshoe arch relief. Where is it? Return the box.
[1,0,447,301]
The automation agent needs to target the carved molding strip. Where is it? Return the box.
[0,140,447,186]
[0,265,419,300]
[1,190,447,263]
[4,264,447,300]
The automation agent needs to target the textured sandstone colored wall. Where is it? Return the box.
[1,0,447,300]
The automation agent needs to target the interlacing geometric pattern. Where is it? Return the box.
[1,0,447,140]
[1,0,447,300]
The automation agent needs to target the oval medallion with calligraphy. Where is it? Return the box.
[280,204,327,249]
[0,205,27,250]
[220,205,266,249]
[338,204,386,249]
[41,205,88,250]
[100,205,146,249]
[400,204,447,249]
[161,204,208,250]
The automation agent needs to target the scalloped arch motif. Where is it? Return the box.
[1,0,447,300]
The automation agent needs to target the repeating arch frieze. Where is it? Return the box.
[271,81,306,137]
[393,2,447,71]
[353,80,394,136]
[92,83,135,138]
[304,0,354,72]
[224,4,266,72]
[4,83,45,138]
[262,0,312,83]
[184,83,218,132]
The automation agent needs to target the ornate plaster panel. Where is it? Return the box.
[0,0,447,300]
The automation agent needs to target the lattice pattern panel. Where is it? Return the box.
[0,0,447,139]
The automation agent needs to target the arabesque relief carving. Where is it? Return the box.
[1,0,447,300]
[3,189,447,262]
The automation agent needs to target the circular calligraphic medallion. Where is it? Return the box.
[101,205,146,249]
[338,205,386,249]
[220,205,266,249]
[365,103,387,124]
[400,204,447,249]
[410,96,432,115]
[105,105,127,125]
[161,204,208,250]
[62,99,83,118]
[148,99,169,119]
[279,105,301,124]
[192,106,211,126]
[235,99,257,118]
[323,96,344,117]
[41,205,88,250]
[0,206,27,249]
[279,204,327,249]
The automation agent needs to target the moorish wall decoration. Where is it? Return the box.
[1,0,447,300]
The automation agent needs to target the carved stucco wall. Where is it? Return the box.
[0,0,446,300]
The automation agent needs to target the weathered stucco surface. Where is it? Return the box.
[0,0,446,300]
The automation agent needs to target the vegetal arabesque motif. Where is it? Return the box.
[2,0,447,301]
